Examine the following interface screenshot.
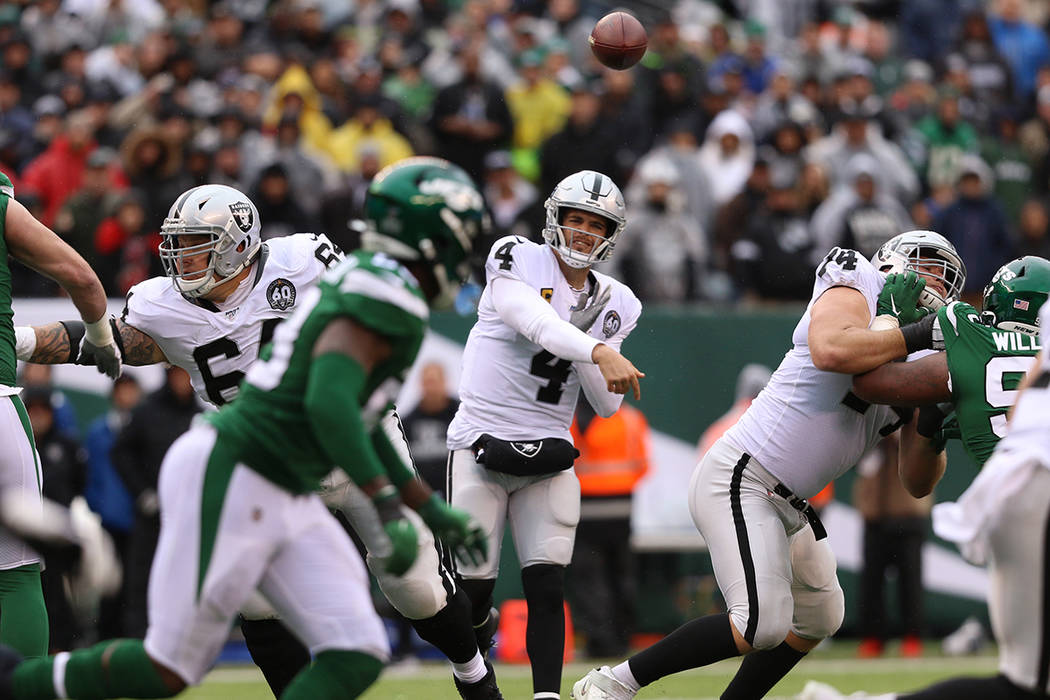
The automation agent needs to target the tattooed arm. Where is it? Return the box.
[21,320,167,366]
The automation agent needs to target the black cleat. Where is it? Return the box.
[474,606,499,658]
[454,660,504,700]
[0,645,23,700]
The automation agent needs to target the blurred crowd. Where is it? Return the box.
[3,0,1050,305]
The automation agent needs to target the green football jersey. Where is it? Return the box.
[938,300,1042,467]
[0,172,17,386]
[207,250,427,493]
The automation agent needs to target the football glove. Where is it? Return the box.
[418,494,487,567]
[372,486,418,576]
[81,317,123,379]
[916,404,953,453]
[877,272,929,326]
[569,282,612,332]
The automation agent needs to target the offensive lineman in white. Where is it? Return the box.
[573,231,966,700]
[801,299,1050,700]
[14,182,501,699]
[447,170,643,700]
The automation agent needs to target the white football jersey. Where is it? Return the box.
[998,301,1050,454]
[122,233,342,406]
[724,247,902,498]
[447,236,642,448]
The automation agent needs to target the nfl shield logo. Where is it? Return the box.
[1014,299,1030,311]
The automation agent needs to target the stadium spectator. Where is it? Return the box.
[21,110,103,227]
[505,48,571,155]
[981,108,1031,226]
[853,435,931,659]
[1016,197,1050,259]
[53,147,122,273]
[251,163,316,241]
[988,0,1050,101]
[810,153,913,260]
[428,39,513,182]
[613,155,707,303]
[401,362,459,497]
[482,149,542,242]
[933,155,1014,303]
[83,373,141,641]
[539,79,621,196]
[913,89,979,195]
[699,110,756,207]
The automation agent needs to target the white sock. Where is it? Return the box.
[611,661,641,693]
[534,693,560,699]
[451,651,488,684]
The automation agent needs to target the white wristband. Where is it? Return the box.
[84,317,114,347]
[869,314,900,331]
[14,326,36,361]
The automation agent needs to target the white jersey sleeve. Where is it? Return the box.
[723,251,898,498]
[122,233,339,406]
[448,238,641,448]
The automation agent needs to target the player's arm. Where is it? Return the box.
[305,317,418,574]
[490,276,644,398]
[5,198,122,377]
[18,319,167,366]
[852,352,952,407]
[898,409,947,498]
[808,286,910,374]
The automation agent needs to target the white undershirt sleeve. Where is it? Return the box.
[490,276,601,363]
[577,362,624,417]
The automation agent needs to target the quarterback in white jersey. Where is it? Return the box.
[15,181,502,700]
[801,301,1050,700]
[449,170,643,700]
[573,231,966,700]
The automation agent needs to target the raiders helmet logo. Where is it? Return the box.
[229,201,254,233]
[267,278,296,311]
[602,310,621,338]
[510,441,542,458]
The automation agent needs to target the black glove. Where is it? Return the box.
[916,404,948,453]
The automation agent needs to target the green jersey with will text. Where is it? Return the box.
[207,250,427,492]
[937,300,1042,467]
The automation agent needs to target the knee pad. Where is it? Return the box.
[369,523,449,620]
[521,564,564,612]
[792,584,844,641]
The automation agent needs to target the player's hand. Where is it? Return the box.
[592,344,644,400]
[81,316,122,379]
[877,272,929,326]
[381,519,419,576]
[418,495,487,567]
[372,486,419,576]
[916,404,949,453]
[569,283,612,332]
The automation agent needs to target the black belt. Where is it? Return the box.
[772,483,828,541]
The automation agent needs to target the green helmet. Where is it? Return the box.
[981,255,1050,336]
[363,156,488,307]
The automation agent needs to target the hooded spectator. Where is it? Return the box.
[119,126,183,230]
[328,94,413,174]
[21,110,107,226]
[699,110,755,206]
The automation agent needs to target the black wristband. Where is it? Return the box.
[900,314,936,355]
[59,320,85,364]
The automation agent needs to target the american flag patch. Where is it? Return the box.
[1014,299,1030,311]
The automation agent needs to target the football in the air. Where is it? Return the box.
[588,11,647,70]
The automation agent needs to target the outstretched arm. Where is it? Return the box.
[19,319,167,366]
[852,352,952,407]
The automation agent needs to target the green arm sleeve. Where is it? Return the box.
[371,410,419,489]
[304,352,386,486]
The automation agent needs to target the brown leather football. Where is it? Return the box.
[588,11,648,71]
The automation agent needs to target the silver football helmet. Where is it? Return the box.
[543,170,626,269]
[159,184,262,298]
[871,230,966,310]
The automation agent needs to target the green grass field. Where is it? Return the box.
[177,643,1000,699]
